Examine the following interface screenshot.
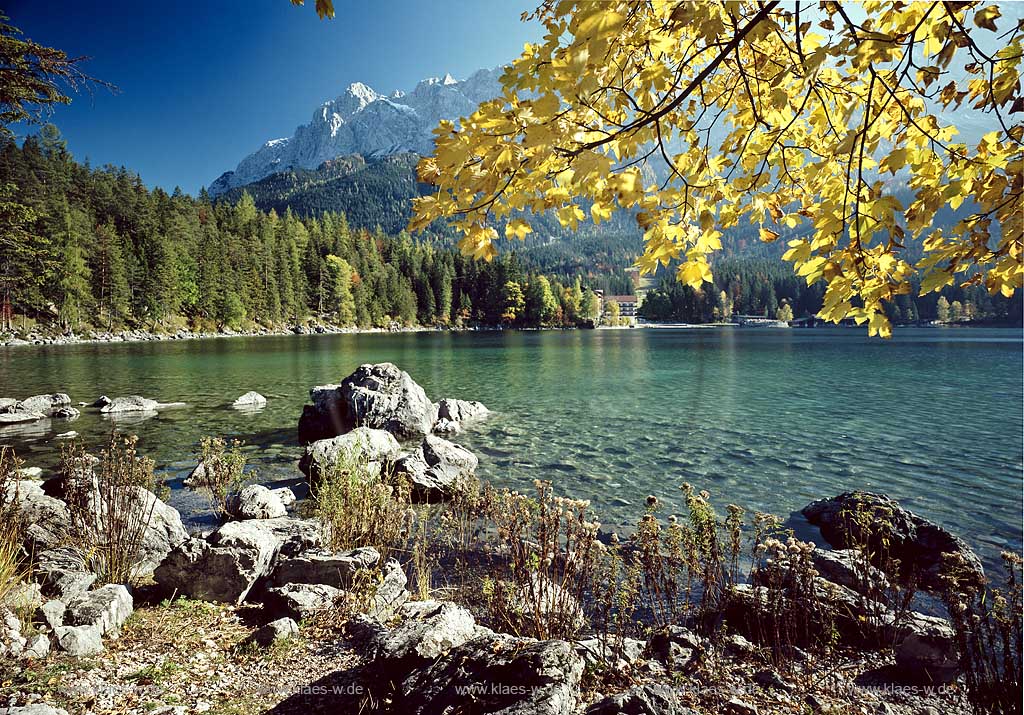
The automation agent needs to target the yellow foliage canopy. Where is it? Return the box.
[396,0,1023,338]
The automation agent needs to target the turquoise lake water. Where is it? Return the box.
[1,327,1021,565]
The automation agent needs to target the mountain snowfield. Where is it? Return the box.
[208,68,502,196]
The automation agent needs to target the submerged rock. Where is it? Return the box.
[54,623,103,656]
[433,398,489,435]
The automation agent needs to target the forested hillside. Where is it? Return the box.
[0,130,603,332]
[639,256,1021,324]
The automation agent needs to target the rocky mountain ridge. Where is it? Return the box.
[208,68,503,196]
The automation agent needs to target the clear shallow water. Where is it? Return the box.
[1,327,1021,566]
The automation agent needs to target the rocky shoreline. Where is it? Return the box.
[0,364,1012,715]
[0,323,447,349]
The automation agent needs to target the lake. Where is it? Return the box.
[1,327,1021,568]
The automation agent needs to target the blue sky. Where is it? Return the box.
[6,1,544,194]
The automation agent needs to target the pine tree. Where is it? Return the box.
[57,206,92,330]
[325,254,356,325]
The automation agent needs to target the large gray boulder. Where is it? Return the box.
[131,487,189,576]
[155,534,273,604]
[226,484,288,520]
[271,546,380,588]
[64,584,133,635]
[394,434,478,502]
[5,481,70,555]
[893,613,959,683]
[100,395,160,413]
[376,600,484,666]
[262,583,341,621]
[34,547,95,603]
[298,427,400,480]
[389,633,586,715]
[54,623,103,656]
[586,685,692,715]
[808,548,889,597]
[154,518,322,603]
[802,491,984,592]
[297,363,436,443]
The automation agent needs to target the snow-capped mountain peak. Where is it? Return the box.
[208,68,503,196]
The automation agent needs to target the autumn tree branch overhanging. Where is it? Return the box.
[398,1,1022,338]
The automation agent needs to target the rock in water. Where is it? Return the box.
[433,398,489,435]
[297,363,436,443]
[100,395,160,413]
[394,434,478,502]
[0,412,46,425]
[226,484,288,520]
[19,393,72,415]
[233,391,267,408]
[298,427,400,480]
[802,491,984,591]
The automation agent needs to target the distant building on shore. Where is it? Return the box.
[603,295,639,318]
